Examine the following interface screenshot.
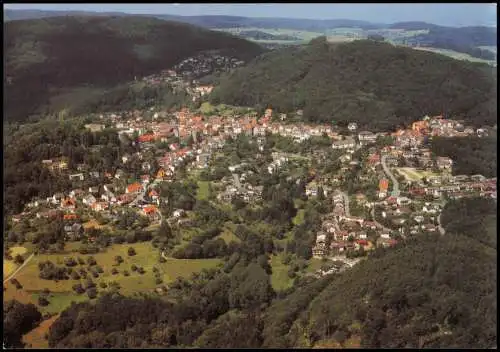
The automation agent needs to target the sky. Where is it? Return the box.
[4,3,498,27]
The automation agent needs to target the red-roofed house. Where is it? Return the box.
[126,183,143,194]
[138,134,155,143]
[142,205,159,220]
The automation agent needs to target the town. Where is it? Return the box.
[12,88,497,277]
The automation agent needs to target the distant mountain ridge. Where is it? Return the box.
[5,9,496,61]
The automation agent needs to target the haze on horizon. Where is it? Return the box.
[4,3,497,27]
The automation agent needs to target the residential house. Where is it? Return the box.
[82,195,97,206]
[436,157,453,170]
[348,122,358,132]
[64,223,83,241]
[61,197,76,210]
[126,183,143,194]
[332,138,356,150]
[91,202,109,212]
[69,173,85,181]
[396,196,411,206]
[173,209,185,218]
[142,205,159,220]
[114,169,126,179]
[51,193,65,205]
[358,131,377,145]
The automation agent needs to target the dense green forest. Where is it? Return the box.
[210,38,496,131]
[3,197,491,348]
[430,136,497,178]
[3,117,138,215]
[4,16,265,121]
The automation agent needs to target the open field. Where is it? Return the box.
[83,219,109,230]
[396,167,441,181]
[3,246,28,276]
[4,242,222,314]
[306,257,326,273]
[4,261,17,277]
[218,227,241,244]
[478,46,497,54]
[269,254,294,292]
[213,27,323,43]
[413,47,496,65]
[197,181,211,200]
[292,209,306,226]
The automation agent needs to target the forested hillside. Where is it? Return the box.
[210,38,496,131]
[10,197,489,348]
[4,16,265,121]
[430,136,497,178]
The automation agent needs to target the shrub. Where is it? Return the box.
[86,256,97,266]
[111,268,119,275]
[64,257,77,267]
[87,287,98,299]
[77,257,85,265]
[155,278,163,285]
[14,254,24,265]
[131,264,138,272]
[71,271,81,280]
[123,270,130,277]
[72,283,85,294]
[159,256,166,263]
[38,297,50,307]
[128,247,136,256]
[99,282,108,289]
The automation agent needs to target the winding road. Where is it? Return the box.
[381,155,400,197]
[3,253,35,284]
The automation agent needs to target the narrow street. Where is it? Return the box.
[381,154,400,197]
[340,191,350,217]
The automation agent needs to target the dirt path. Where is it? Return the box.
[3,253,34,284]
[22,314,60,348]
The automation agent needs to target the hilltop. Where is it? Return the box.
[210,38,496,131]
[4,16,265,121]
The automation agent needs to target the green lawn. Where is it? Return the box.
[269,254,294,292]
[31,291,89,315]
[306,257,326,273]
[9,242,222,312]
[292,209,306,226]
[197,181,210,200]
[218,227,241,244]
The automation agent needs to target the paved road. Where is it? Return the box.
[381,155,400,197]
[340,191,350,217]
[437,210,446,235]
[370,206,393,233]
[4,253,35,284]
[232,173,242,190]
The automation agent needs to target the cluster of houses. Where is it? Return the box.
[392,115,495,143]
[312,190,397,259]
[218,164,264,203]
